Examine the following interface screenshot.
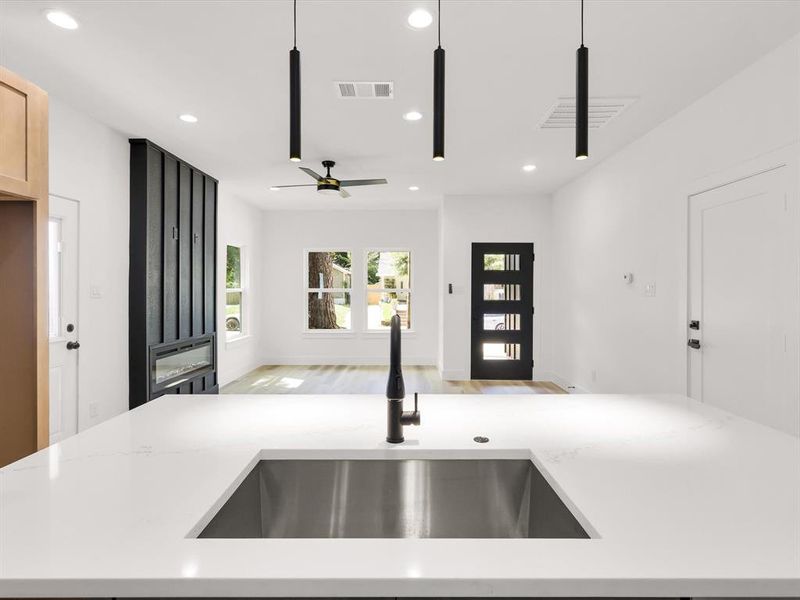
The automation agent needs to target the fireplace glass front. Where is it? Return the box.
[150,335,215,392]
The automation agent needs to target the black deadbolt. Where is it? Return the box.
[66,323,75,333]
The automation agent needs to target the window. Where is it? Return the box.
[48,218,62,338]
[366,250,411,330]
[306,251,352,330]
[225,244,246,340]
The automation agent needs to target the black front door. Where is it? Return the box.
[470,243,534,380]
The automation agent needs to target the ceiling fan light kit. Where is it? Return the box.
[272,160,388,198]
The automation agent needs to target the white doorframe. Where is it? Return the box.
[680,142,800,395]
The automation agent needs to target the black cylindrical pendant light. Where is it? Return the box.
[433,0,445,161]
[575,0,588,160]
[289,0,301,162]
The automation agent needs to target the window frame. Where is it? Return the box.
[225,243,248,343]
[363,248,414,334]
[303,249,354,335]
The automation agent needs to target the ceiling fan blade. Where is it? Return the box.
[270,184,317,189]
[339,178,388,187]
[299,167,323,181]
[339,188,351,199]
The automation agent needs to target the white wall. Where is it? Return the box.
[217,195,264,386]
[440,195,553,380]
[49,97,130,428]
[261,210,439,365]
[551,34,800,396]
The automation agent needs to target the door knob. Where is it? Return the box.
[66,341,81,350]
[687,339,701,349]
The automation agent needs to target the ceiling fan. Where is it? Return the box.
[271,160,388,198]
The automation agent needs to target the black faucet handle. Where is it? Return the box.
[414,392,418,413]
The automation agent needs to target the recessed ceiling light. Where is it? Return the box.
[403,111,423,122]
[409,186,420,191]
[407,9,433,29]
[269,186,281,191]
[46,10,78,30]
[178,114,198,123]
[522,164,537,172]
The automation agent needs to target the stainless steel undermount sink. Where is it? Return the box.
[197,459,589,539]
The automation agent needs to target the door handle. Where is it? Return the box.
[687,339,701,349]
[66,341,81,350]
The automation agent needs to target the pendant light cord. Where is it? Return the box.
[293,0,297,49]
[580,0,584,46]
[437,0,441,48]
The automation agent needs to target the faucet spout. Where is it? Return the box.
[386,314,405,400]
[386,314,419,443]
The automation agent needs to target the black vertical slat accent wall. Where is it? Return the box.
[203,179,217,390]
[163,156,179,343]
[191,171,205,338]
[146,146,163,347]
[178,164,192,340]
[129,139,219,410]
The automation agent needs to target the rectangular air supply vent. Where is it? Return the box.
[538,97,636,129]
[334,81,394,99]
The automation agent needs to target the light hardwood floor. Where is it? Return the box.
[221,365,566,395]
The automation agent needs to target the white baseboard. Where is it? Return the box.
[548,372,592,394]
[439,369,468,381]
[218,359,263,388]
[260,356,437,367]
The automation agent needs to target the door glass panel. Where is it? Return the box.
[483,343,521,361]
[483,284,521,301]
[483,314,520,331]
[484,253,520,271]
[48,218,62,338]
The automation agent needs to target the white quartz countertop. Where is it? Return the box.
[0,393,798,598]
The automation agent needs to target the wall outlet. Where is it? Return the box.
[644,282,657,297]
[88,402,99,419]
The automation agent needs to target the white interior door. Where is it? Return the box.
[49,196,79,444]
[688,165,800,435]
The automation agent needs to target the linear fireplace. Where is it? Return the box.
[149,334,216,395]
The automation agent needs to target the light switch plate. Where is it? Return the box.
[89,285,102,299]
[645,282,656,297]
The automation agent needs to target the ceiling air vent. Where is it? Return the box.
[538,97,637,129]
[334,81,394,100]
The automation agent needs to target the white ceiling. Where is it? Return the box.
[2,0,799,210]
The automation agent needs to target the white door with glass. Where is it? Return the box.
[688,165,799,435]
[49,196,80,444]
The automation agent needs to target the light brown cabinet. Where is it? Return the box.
[0,66,49,467]
[0,67,47,199]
